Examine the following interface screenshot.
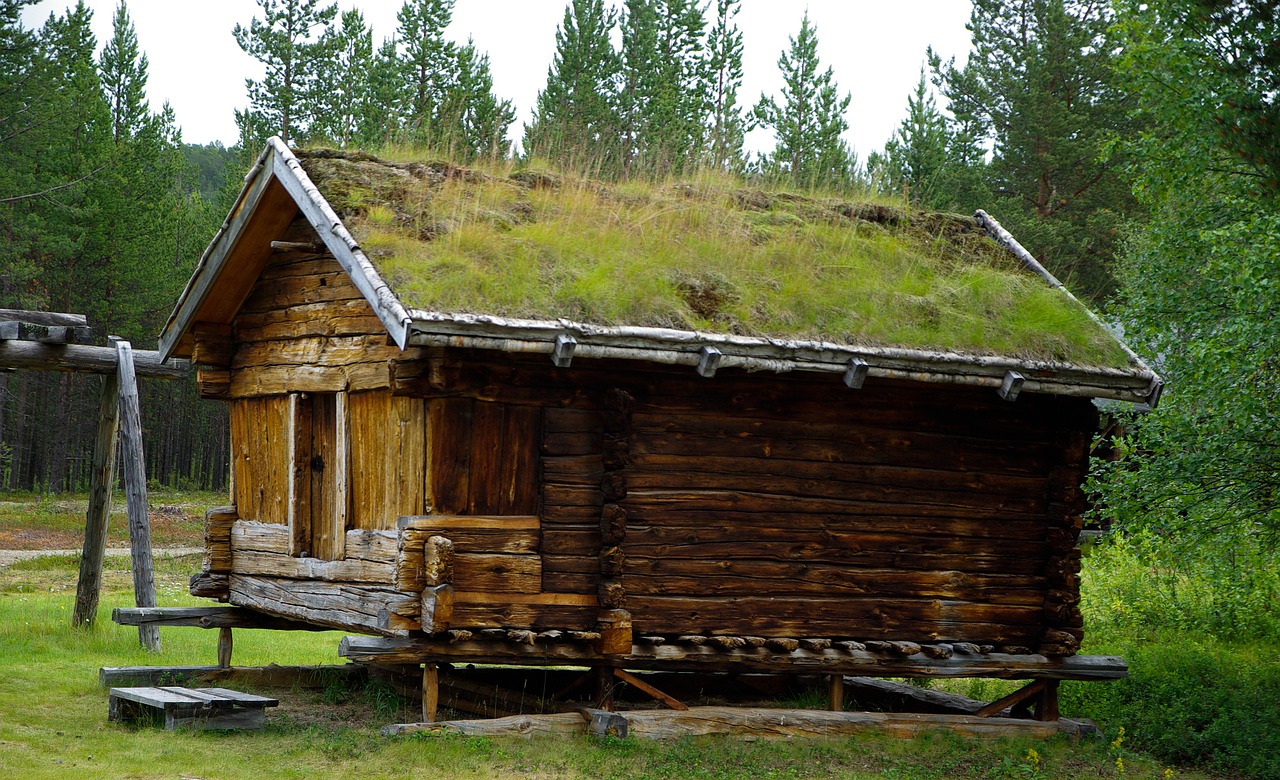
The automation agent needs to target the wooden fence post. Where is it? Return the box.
[72,370,122,628]
[116,340,160,651]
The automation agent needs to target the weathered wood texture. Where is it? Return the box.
[382,706,1097,739]
[230,396,291,525]
[349,391,426,531]
[339,635,1127,679]
[223,217,418,399]
[117,341,160,652]
[100,664,364,689]
[72,370,122,628]
[426,397,540,516]
[410,350,1094,652]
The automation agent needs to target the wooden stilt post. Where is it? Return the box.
[217,627,234,668]
[596,667,615,711]
[72,370,121,628]
[422,663,439,723]
[829,674,845,712]
[115,340,159,651]
[1035,679,1060,722]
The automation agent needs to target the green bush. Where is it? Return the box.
[1073,532,1280,779]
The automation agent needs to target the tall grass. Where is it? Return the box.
[298,148,1129,367]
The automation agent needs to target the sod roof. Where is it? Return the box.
[294,149,1131,370]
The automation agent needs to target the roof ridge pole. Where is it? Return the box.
[974,209,1163,407]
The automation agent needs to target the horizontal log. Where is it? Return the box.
[620,490,1046,523]
[542,455,606,486]
[232,334,395,371]
[111,606,325,631]
[234,299,387,343]
[623,471,1046,513]
[231,549,393,584]
[340,635,1128,679]
[0,340,188,378]
[618,538,1047,575]
[542,527,602,556]
[228,361,391,397]
[397,515,540,532]
[619,561,1045,604]
[0,320,92,344]
[228,574,420,636]
[625,595,1047,639]
[0,308,87,327]
[628,454,1048,498]
[623,514,1048,543]
[630,431,1057,480]
[238,269,365,314]
[100,664,365,689]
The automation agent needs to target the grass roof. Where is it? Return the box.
[296,150,1130,368]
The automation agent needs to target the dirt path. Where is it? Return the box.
[0,547,203,568]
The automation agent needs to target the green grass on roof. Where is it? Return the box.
[296,150,1130,367]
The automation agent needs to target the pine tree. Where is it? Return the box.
[233,0,338,145]
[930,0,1136,298]
[439,40,515,159]
[362,35,405,143]
[312,8,373,147]
[751,13,856,188]
[99,1,148,143]
[524,0,621,167]
[395,0,457,141]
[868,70,962,208]
[704,0,745,172]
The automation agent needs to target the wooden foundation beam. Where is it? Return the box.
[381,706,1100,739]
[339,636,1128,680]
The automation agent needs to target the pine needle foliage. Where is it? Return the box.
[296,148,1130,367]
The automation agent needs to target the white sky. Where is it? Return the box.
[21,0,973,158]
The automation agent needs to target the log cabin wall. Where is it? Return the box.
[400,349,1094,654]
[199,215,430,538]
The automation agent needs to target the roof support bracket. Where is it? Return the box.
[844,358,869,389]
[552,334,577,368]
[697,346,722,378]
[999,371,1025,402]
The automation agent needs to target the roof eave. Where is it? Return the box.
[403,310,1162,406]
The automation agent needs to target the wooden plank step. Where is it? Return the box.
[108,686,278,730]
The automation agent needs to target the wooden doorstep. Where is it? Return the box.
[381,706,1099,739]
[339,636,1127,680]
[108,686,279,731]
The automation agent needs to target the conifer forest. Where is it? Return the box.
[3,2,1280,773]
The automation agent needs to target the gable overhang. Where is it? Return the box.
[158,137,411,361]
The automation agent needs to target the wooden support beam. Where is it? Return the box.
[0,340,188,377]
[72,370,121,629]
[696,346,722,378]
[1036,678,1060,722]
[0,308,88,327]
[844,357,869,389]
[595,667,615,711]
[828,674,844,712]
[112,606,328,631]
[999,370,1025,402]
[0,320,92,344]
[217,628,233,669]
[339,636,1129,680]
[552,334,576,367]
[116,340,159,652]
[100,663,367,688]
[613,668,689,711]
[975,679,1046,718]
[423,663,439,723]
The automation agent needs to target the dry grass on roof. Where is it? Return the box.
[295,149,1130,368]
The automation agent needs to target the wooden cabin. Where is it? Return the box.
[162,139,1160,698]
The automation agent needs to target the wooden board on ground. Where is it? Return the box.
[108,686,279,730]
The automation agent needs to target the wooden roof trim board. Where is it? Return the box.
[160,138,1162,406]
[158,139,412,361]
[267,137,412,350]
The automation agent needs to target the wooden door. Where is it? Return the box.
[288,391,349,561]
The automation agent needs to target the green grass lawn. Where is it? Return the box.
[0,547,1218,780]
